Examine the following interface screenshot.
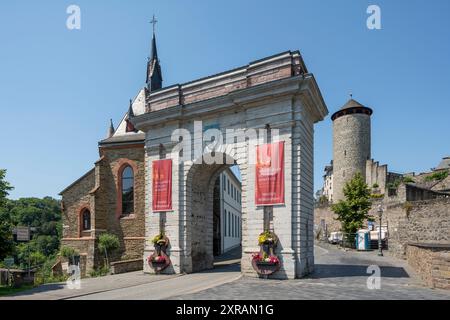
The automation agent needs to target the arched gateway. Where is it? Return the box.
[131,50,328,279]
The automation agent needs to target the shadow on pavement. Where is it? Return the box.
[6,282,66,298]
[312,264,410,279]
[203,263,241,273]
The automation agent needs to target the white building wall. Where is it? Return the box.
[220,169,242,253]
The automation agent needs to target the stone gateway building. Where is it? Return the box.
[60,28,328,279]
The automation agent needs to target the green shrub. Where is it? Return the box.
[402,176,415,184]
[89,265,110,278]
[60,246,79,259]
[372,183,379,188]
[98,233,120,266]
[387,179,402,190]
[424,170,448,182]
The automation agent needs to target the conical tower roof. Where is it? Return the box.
[331,98,373,121]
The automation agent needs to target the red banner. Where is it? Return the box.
[255,141,285,205]
[152,159,172,212]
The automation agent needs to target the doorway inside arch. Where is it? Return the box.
[213,166,242,260]
[186,158,242,273]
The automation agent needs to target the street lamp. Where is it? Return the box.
[377,204,383,256]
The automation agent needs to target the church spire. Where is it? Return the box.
[107,119,115,138]
[126,99,137,133]
[146,15,162,91]
[127,99,135,118]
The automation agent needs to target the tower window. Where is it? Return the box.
[121,166,134,215]
[82,209,91,231]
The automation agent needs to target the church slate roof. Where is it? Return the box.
[98,132,145,146]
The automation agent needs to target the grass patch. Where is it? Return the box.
[0,284,35,296]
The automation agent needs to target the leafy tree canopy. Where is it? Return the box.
[0,169,14,260]
[331,173,373,234]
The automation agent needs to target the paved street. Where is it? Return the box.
[176,245,450,300]
[3,244,450,300]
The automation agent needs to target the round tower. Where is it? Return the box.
[332,99,372,201]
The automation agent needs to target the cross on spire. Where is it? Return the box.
[150,14,158,34]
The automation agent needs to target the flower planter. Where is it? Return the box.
[256,260,278,267]
[148,234,171,273]
[252,231,281,276]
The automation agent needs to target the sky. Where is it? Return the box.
[0,0,449,199]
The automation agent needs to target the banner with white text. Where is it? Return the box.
[152,159,172,212]
[255,141,285,205]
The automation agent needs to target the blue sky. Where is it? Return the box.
[1,0,449,199]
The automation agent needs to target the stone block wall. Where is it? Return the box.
[406,244,450,290]
[96,145,146,261]
[61,170,95,239]
[110,258,143,274]
[332,113,371,201]
[61,144,146,275]
[59,239,95,277]
[366,159,387,194]
[142,95,318,279]
[314,205,341,234]
[146,51,306,113]
[384,198,450,258]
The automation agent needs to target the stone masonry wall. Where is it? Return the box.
[142,95,313,279]
[406,244,450,290]
[61,170,95,239]
[314,206,341,234]
[384,198,450,258]
[333,113,371,201]
[97,145,146,261]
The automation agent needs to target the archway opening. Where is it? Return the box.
[186,154,242,273]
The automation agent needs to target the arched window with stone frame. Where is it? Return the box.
[116,161,137,218]
[121,165,134,215]
[82,209,91,231]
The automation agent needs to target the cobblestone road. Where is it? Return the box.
[173,244,450,300]
[3,244,449,300]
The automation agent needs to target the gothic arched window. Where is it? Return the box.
[82,209,91,231]
[121,166,134,215]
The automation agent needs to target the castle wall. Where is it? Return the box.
[366,159,388,194]
[381,197,450,258]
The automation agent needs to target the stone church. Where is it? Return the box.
[59,30,163,275]
[60,25,328,278]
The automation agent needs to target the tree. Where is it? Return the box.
[331,173,373,235]
[0,169,14,260]
[98,233,120,267]
[60,246,80,265]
